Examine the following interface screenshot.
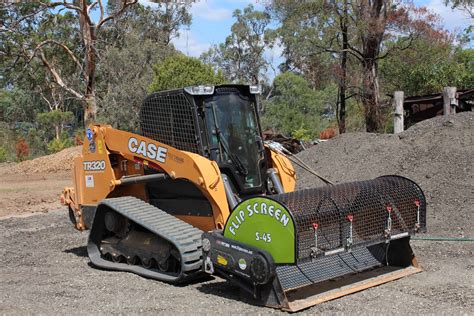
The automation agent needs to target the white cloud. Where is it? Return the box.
[191,0,232,21]
[425,0,472,33]
[171,30,211,57]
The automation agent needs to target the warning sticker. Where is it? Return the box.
[85,175,94,188]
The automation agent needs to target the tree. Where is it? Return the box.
[37,110,74,140]
[1,5,81,119]
[0,88,39,124]
[380,40,474,95]
[105,0,192,46]
[149,54,226,92]
[1,1,196,127]
[96,3,192,131]
[1,1,141,126]
[201,5,275,84]
[346,1,445,131]
[262,72,335,139]
[97,34,175,131]
[271,1,350,133]
[270,1,444,132]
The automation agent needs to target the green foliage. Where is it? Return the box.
[149,54,226,92]
[0,146,7,163]
[262,72,335,139]
[96,26,175,131]
[344,100,366,132]
[291,127,312,141]
[0,88,39,123]
[47,134,73,154]
[37,110,74,128]
[444,0,474,18]
[0,122,17,162]
[25,127,47,157]
[37,110,74,141]
[380,40,474,96]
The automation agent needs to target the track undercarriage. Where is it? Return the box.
[87,197,204,283]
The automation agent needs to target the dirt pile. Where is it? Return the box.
[0,146,82,175]
[296,112,474,237]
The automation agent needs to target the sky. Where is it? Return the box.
[155,0,473,58]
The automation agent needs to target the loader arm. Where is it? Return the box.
[64,124,230,231]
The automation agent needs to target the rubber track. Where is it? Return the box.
[87,196,203,284]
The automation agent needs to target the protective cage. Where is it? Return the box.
[140,90,203,155]
[207,175,427,312]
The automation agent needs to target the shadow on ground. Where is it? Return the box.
[64,246,88,257]
[196,280,262,307]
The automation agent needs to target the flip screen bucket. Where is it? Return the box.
[261,175,426,311]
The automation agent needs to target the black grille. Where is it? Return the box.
[215,87,241,95]
[272,176,426,262]
[140,91,200,154]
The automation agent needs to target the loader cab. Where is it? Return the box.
[195,85,268,196]
[140,84,269,198]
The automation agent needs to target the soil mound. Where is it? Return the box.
[295,112,474,237]
[0,146,82,175]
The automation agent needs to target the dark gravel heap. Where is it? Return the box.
[295,112,474,237]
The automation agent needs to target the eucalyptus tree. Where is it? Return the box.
[270,0,445,132]
[201,5,275,84]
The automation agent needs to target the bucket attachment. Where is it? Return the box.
[202,176,426,312]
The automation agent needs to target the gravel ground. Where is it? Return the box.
[0,171,71,218]
[0,211,472,314]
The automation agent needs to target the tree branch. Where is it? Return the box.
[37,50,84,100]
[0,4,49,33]
[98,0,105,23]
[97,0,138,30]
[376,33,419,61]
[87,1,99,15]
[32,40,83,71]
[39,1,82,13]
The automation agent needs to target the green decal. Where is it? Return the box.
[223,197,295,264]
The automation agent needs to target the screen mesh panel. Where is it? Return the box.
[140,91,200,154]
[272,176,426,262]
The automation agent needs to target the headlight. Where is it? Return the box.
[184,85,215,95]
[249,85,261,94]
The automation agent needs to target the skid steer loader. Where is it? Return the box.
[62,84,426,311]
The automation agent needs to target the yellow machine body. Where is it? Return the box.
[62,124,296,232]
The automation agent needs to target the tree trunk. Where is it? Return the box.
[358,0,387,132]
[84,93,97,127]
[338,0,348,134]
[362,59,381,132]
[55,124,60,140]
[79,1,97,127]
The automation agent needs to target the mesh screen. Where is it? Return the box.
[272,176,426,262]
[276,244,386,291]
[140,92,200,154]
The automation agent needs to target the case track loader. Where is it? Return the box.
[62,85,426,312]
